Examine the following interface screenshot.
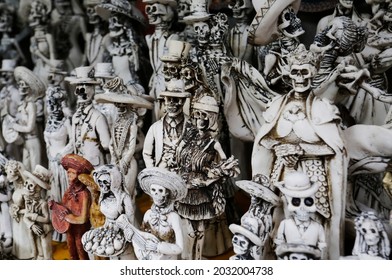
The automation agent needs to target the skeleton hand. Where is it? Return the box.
[145,238,159,252]
[31,224,44,236]
[282,154,299,169]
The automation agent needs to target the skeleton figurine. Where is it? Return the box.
[83,0,108,66]
[95,77,153,200]
[96,0,151,97]
[116,167,186,260]
[176,94,240,260]
[234,175,280,259]
[274,172,327,260]
[227,0,256,65]
[81,164,136,259]
[0,164,12,253]
[229,220,262,260]
[177,0,197,44]
[65,66,111,168]
[350,211,390,260]
[5,66,46,172]
[143,0,179,121]
[5,160,33,259]
[28,0,56,86]
[21,165,53,260]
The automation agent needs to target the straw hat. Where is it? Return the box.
[160,40,191,63]
[248,0,301,46]
[138,167,187,201]
[275,171,319,198]
[65,66,100,85]
[96,0,147,25]
[236,180,280,206]
[193,95,219,113]
[0,59,16,72]
[95,77,154,109]
[61,154,94,175]
[229,219,263,246]
[160,78,191,99]
[22,165,51,190]
[183,0,212,23]
[14,66,46,95]
[275,243,321,259]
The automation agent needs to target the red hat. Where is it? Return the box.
[61,154,94,175]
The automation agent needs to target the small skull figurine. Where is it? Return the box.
[145,3,174,25]
[109,15,125,38]
[193,22,210,45]
[232,234,250,255]
[278,6,304,38]
[150,184,169,206]
[228,0,253,19]
[177,0,191,21]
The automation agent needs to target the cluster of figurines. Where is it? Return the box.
[0,0,392,260]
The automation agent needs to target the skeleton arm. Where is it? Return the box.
[13,101,36,133]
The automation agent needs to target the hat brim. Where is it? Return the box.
[61,154,94,175]
[275,180,319,198]
[96,3,147,26]
[65,77,101,85]
[160,91,191,98]
[14,66,46,95]
[95,93,154,109]
[275,243,321,259]
[229,224,262,246]
[22,170,50,190]
[248,0,301,46]
[183,13,211,23]
[138,167,187,201]
[236,180,280,206]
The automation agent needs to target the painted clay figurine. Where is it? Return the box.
[49,154,94,260]
[22,165,53,260]
[229,221,262,260]
[0,164,12,253]
[117,167,187,260]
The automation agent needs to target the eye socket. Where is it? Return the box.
[304,197,314,206]
[291,197,301,207]
[301,69,309,75]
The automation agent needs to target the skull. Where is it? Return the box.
[109,15,125,37]
[193,109,210,131]
[54,0,72,15]
[177,0,191,21]
[24,178,39,195]
[85,5,100,25]
[339,0,354,9]
[360,219,381,247]
[278,7,304,38]
[145,3,174,25]
[18,79,32,96]
[286,195,316,221]
[289,63,314,93]
[162,62,181,81]
[75,84,95,102]
[94,172,111,194]
[193,22,210,45]
[180,66,196,91]
[5,162,19,183]
[232,233,250,255]
[164,96,184,116]
[29,1,48,27]
[150,184,168,206]
[288,252,310,260]
[228,0,253,19]
[0,10,13,33]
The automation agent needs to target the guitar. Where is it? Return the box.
[116,214,163,260]
[48,200,70,234]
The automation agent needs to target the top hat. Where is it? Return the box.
[61,154,94,175]
[138,167,187,202]
[65,66,100,85]
[160,78,191,99]
[183,0,212,23]
[160,40,191,63]
[14,66,46,95]
[248,0,301,46]
[23,165,51,190]
[236,179,280,206]
[275,171,319,198]
[0,59,16,72]
[96,0,147,25]
[94,63,115,79]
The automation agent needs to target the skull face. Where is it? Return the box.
[0,11,13,33]
[145,3,174,25]
[286,195,316,221]
[5,166,18,183]
[29,1,48,27]
[288,252,310,260]
[164,96,184,116]
[24,178,39,195]
[193,22,210,45]
[289,64,314,94]
[18,80,32,96]
[361,219,381,247]
[109,15,125,38]
[177,0,191,21]
[278,7,304,38]
[228,0,253,19]
[232,233,250,255]
[85,5,100,25]
[47,72,64,86]
[162,62,181,81]
[54,0,72,15]
[94,172,111,194]
[180,66,196,91]
[339,0,354,9]
[75,84,95,102]
[192,109,210,131]
[150,184,168,206]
